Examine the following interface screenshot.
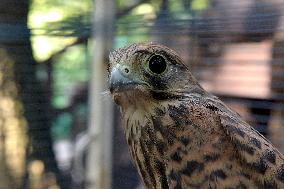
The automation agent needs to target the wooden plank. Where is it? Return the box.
[86,0,115,189]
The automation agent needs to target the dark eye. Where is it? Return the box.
[148,55,167,74]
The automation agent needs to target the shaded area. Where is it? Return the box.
[0,0,67,188]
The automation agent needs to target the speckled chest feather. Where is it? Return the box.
[123,94,284,189]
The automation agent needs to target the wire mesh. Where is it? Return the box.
[1,0,284,188]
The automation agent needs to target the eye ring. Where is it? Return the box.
[148,55,167,74]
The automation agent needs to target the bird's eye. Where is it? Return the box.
[148,55,167,74]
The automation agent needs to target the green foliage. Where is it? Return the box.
[115,0,210,47]
[29,0,93,29]
[51,112,73,139]
[191,0,209,11]
[29,0,92,61]
[53,45,89,108]
[29,0,91,109]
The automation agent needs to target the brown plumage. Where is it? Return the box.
[108,43,284,189]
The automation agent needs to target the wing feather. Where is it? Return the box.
[205,96,283,158]
[205,95,284,186]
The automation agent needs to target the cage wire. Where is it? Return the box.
[1,0,284,189]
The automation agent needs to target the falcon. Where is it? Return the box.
[108,43,284,189]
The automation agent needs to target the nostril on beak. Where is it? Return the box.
[121,66,130,75]
[109,66,143,93]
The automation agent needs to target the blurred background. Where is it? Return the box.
[0,0,284,188]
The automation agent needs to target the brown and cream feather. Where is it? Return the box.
[108,43,284,189]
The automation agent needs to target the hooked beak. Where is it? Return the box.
[109,67,143,93]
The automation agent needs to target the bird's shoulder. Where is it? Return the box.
[164,93,284,188]
[202,94,284,159]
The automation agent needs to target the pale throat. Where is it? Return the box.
[117,89,157,113]
[122,99,182,146]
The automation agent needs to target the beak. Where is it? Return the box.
[109,67,141,93]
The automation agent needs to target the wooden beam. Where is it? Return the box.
[86,0,115,189]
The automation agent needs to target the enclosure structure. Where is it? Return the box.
[0,0,284,189]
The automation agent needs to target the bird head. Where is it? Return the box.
[108,43,202,111]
